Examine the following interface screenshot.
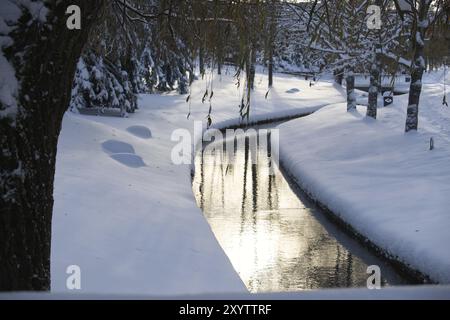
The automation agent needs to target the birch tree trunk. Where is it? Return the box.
[367,48,380,119]
[405,0,431,132]
[367,0,384,119]
[0,0,104,291]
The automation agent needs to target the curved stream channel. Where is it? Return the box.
[193,121,411,293]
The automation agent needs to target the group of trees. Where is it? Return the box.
[70,0,193,115]
[274,0,448,131]
[0,0,448,290]
[73,0,448,129]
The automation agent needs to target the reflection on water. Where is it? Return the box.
[193,127,409,293]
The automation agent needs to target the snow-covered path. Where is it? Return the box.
[51,70,344,295]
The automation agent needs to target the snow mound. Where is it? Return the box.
[127,125,152,139]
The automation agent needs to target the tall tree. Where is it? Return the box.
[0,0,105,290]
[294,0,370,112]
[397,0,447,132]
[367,0,384,119]
[267,0,278,88]
[1,0,260,290]
[293,0,410,115]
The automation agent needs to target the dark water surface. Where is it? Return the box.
[193,125,410,293]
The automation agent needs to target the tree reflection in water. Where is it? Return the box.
[193,127,409,293]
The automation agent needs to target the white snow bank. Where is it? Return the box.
[278,74,450,283]
[52,71,344,295]
[52,111,246,294]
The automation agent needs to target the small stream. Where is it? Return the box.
[193,122,411,293]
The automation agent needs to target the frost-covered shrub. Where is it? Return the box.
[70,52,137,115]
[135,46,156,94]
[69,1,194,116]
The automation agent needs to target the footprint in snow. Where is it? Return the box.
[102,140,135,154]
[101,139,146,168]
[126,125,152,139]
[286,88,300,94]
[110,153,146,168]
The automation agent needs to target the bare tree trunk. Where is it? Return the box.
[217,61,222,75]
[0,0,104,291]
[335,69,344,85]
[267,0,276,88]
[249,48,256,90]
[216,44,223,75]
[346,71,356,111]
[405,0,430,132]
[367,0,384,119]
[367,48,380,119]
[268,50,274,88]
[199,46,205,77]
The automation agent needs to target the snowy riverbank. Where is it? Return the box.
[279,72,450,284]
[51,70,344,295]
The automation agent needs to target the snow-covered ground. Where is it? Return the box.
[279,70,450,284]
[51,69,344,295]
[353,74,411,93]
[51,66,450,297]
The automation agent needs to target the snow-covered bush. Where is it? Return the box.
[135,45,156,94]
[70,52,137,115]
[69,1,193,116]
